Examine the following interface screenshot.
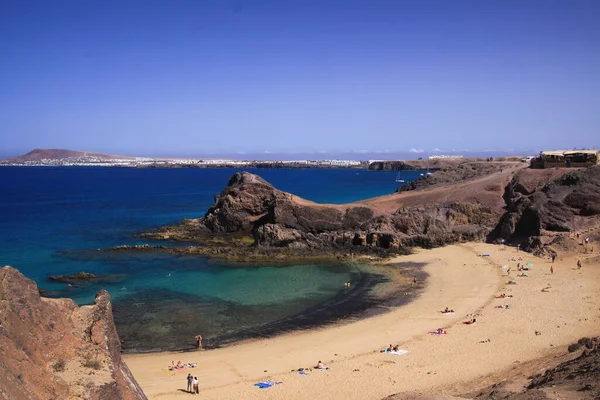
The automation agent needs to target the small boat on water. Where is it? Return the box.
[395,172,405,183]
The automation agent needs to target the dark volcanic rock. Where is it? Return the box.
[398,162,514,192]
[489,166,600,253]
[49,271,99,282]
[143,172,500,256]
[0,266,147,400]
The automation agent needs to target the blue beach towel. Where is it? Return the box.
[254,380,281,389]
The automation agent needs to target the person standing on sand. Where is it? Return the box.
[193,376,199,394]
[551,254,556,263]
[195,334,202,349]
[187,373,193,393]
[550,265,554,274]
[577,260,582,270]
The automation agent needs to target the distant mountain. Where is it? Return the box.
[2,149,133,162]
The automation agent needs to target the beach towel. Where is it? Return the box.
[501,265,509,269]
[526,262,533,266]
[482,254,490,257]
[442,312,455,315]
[254,380,281,389]
[385,349,408,356]
[298,371,308,376]
[429,331,447,335]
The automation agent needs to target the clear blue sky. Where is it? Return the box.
[1,0,599,157]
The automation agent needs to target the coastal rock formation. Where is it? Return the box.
[49,271,100,282]
[0,266,147,400]
[490,166,600,253]
[398,162,517,192]
[143,172,503,256]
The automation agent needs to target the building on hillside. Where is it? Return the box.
[531,149,599,169]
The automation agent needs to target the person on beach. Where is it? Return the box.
[187,373,193,393]
[507,266,511,276]
[551,254,556,263]
[577,260,582,270]
[195,334,202,349]
[550,265,554,274]
[193,376,199,394]
[316,361,325,369]
[387,344,394,352]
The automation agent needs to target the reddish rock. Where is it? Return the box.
[0,266,147,400]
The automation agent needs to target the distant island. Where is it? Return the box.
[1,148,522,170]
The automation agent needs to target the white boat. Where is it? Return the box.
[395,172,405,183]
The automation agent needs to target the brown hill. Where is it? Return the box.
[0,266,147,400]
[3,148,132,161]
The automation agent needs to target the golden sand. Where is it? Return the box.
[124,242,600,399]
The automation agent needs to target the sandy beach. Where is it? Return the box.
[124,242,600,399]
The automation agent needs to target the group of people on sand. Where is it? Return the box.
[441,307,455,314]
[186,374,199,394]
[385,344,401,352]
[343,281,351,288]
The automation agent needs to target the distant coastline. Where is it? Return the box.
[1,147,525,170]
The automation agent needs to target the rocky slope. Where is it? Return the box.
[384,336,600,400]
[0,266,147,400]
[142,171,502,258]
[489,166,600,253]
[398,162,517,192]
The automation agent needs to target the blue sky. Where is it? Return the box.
[1,0,599,157]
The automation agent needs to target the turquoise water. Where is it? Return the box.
[0,167,420,351]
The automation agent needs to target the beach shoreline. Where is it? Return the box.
[124,242,600,399]
[123,243,499,397]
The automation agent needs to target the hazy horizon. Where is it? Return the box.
[2,1,599,155]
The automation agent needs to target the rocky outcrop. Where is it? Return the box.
[49,271,99,282]
[489,166,600,253]
[398,162,516,192]
[0,266,147,400]
[143,172,502,256]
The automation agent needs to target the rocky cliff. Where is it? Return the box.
[0,266,147,400]
[489,166,600,253]
[143,172,501,257]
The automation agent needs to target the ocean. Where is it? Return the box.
[0,167,421,352]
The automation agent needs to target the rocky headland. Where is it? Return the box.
[132,162,600,261]
[490,165,600,254]
[0,266,147,400]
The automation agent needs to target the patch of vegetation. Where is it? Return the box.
[577,337,594,349]
[568,343,582,353]
[83,359,101,370]
[53,359,66,372]
[568,337,595,353]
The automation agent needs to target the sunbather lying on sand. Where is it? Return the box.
[430,328,447,335]
[441,307,455,314]
[464,318,477,325]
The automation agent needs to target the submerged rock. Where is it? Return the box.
[0,265,147,400]
[49,271,99,281]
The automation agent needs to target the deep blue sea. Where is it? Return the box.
[0,167,420,352]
